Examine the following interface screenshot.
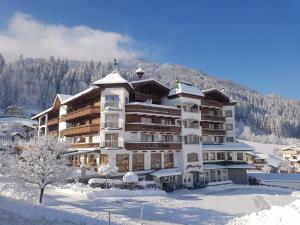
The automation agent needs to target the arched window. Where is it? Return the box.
[187,153,198,162]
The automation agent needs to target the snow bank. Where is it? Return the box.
[122,172,138,183]
[227,199,300,225]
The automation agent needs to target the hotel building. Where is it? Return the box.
[32,64,253,188]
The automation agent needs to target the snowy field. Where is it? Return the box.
[1,175,300,225]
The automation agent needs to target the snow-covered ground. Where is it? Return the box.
[0,175,299,225]
[239,140,286,156]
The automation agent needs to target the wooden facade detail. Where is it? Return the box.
[62,124,100,136]
[125,104,181,116]
[201,100,223,108]
[69,143,100,148]
[48,130,59,137]
[125,123,181,132]
[47,117,59,126]
[125,142,182,150]
[201,114,225,122]
[202,128,226,136]
[63,106,100,122]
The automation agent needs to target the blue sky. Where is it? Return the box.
[0,0,300,99]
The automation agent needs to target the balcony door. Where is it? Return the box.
[105,133,118,147]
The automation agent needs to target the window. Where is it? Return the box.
[141,117,152,124]
[104,133,119,147]
[217,152,225,160]
[141,133,154,142]
[161,135,173,142]
[151,153,161,169]
[214,136,224,144]
[227,137,234,142]
[187,153,198,162]
[184,135,200,144]
[132,154,144,171]
[237,153,244,161]
[209,152,216,160]
[164,153,174,168]
[225,110,233,117]
[227,152,233,160]
[203,152,209,161]
[104,114,119,128]
[105,95,119,108]
[100,154,108,164]
[226,124,233,130]
[116,154,129,172]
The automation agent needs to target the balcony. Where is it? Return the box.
[201,114,225,122]
[62,124,100,136]
[48,130,58,137]
[125,142,182,151]
[126,104,181,117]
[69,143,100,149]
[125,123,181,132]
[48,118,59,126]
[202,128,226,136]
[63,106,100,122]
[201,100,223,108]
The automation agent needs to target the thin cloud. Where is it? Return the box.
[0,12,140,62]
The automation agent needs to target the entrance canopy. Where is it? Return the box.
[151,168,182,178]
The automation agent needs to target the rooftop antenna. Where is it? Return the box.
[136,63,145,80]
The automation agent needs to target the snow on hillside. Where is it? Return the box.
[239,140,286,156]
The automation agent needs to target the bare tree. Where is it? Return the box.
[7,136,71,203]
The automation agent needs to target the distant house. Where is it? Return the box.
[245,152,268,170]
[280,145,300,172]
[3,106,25,118]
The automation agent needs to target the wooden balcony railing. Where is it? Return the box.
[125,142,182,151]
[48,130,59,137]
[48,118,59,126]
[202,128,226,136]
[125,123,181,132]
[201,114,226,122]
[126,104,181,117]
[201,100,223,108]
[69,143,100,148]
[62,124,100,136]
[63,106,100,122]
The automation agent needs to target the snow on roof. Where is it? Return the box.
[131,79,169,90]
[202,142,254,151]
[203,164,226,170]
[168,82,204,97]
[31,107,53,120]
[57,94,72,102]
[281,144,300,152]
[127,102,180,110]
[61,86,100,105]
[203,163,255,170]
[225,164,255,169]
[94,70,134,89]
[151,168,182,177]
[246,152,270,159]
[135,67,145,74]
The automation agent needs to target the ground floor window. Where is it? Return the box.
[227,152,233,160]
[204,169,229,183]
[151,153,161,169]
[217,152,225,160]
[116,154,129,172]
[237,152,244,161]
[164,152,174,168]
[209,152,215,160]
[203,152,208,161]
[100,154,108,164]
[132,153,144,171]
[187,153,198,162]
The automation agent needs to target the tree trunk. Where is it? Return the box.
[39,188,45,204]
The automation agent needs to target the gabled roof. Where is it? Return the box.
[61,86,100,105]
[94,70,134,89]
[31,93,71,120]
[202,88,236,104]
[131,79,170,96]
[168,82,204,97]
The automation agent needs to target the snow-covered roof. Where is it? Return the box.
[131,79,169,90]
[168,82,204,97]
[135,67,145,74]
[246,152,270,159]
[61,86,100,105]
[94,70,134,89]
[225,164,255,169]
[31,107,53,120]
[202,142,254,151]
[57,94,72,102]
[203,164,226,170]
[127,102,180,110]
[281,144,300,152]
[151,168,182,177]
